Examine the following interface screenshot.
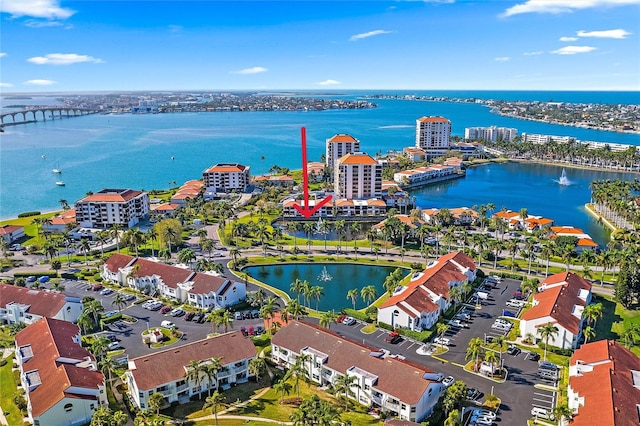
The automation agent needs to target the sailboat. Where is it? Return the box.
[55,181,66,186]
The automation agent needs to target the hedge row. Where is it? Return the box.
[13,271,56,278]
[17,211,41,218]
[341,308,371,323]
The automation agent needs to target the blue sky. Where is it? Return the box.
[1,0,639,92]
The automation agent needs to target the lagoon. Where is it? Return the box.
[243,263,402,312]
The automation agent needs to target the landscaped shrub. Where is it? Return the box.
[13,271,56,278]
[342,309,370,323]
[378,321,393,331]
[17,211,41,218]
[60,272,79,280]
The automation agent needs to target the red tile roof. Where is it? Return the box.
[327,134,358,143]
[0,284,67,318]
[80,189,144,203]
[128,332,256,391]
[338,153,378,165]
[569,340,640,426]
[0,225,23,235]
[521,272,591,334]
[15,318,104,417]
[204,164,247,173]
[272,321,438,405]
[417,116,450,123]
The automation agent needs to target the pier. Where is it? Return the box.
[0,108,99,128]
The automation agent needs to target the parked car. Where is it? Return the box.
[26,276,37,283]
[472,410,496,420]
[192,313,203,323]
[251,309,260,318]
[149,303,163,311]
[506,299,525,308]
[196,314,207,323]
[234,311,243,320]
[38,276,50,283]
[442,376,455,387]
[433,336,451,346]
[336,314,346,323]
[247,326,255,336]
[447,319,465,328]
[100,288,114,296]
[240,326,247,336]
[455,313,471,322]
[470,415,493,425]
[123,294,136,302]
[531,407,551,419]
[467,389,482,401]
[507,345,521,356]
[107,342,121,351]
[343,316,356,326]
[185,312,195,321]
[160,320,175,328]
[538,361,559,371]
[92,284,103,291]
[256,326,265,335]
[171,308,185,317]
[160,306,172,314]
[526,352,541,361]
[104,333,117,342]
[385,331,401,344]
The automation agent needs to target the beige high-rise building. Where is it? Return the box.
[334,152,382,199]
[325,134,360,168]
[415,116,451,158]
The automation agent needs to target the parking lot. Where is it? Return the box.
[57,279,265,359]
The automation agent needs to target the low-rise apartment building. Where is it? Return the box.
[271,321,445,423]
[15,318,106,426]
[125,332,256,410]
[520,272,592,350]
[393,165,455,187]
[0,284,83,325]
[0,224,25,243]
[567,340,640,425]
[102,254,245,310]
[281,198,387,218]
[75,188,149,229]
[464,126,517,142]
[378,251,477,331]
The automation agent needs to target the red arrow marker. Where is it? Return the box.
[293,127,332,219]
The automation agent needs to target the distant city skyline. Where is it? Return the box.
[1,0,639,92]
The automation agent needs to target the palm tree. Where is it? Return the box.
[98,356,119,386]
[287,353,311,398]
[333,373,357,410]
[248,358,267,383]
[583,302,603,327]
[284,299,306,320]
[203,391,226,426]
[361,285,377,306]
[309,285,324,311]
[552,404,574,425]
[84,299,104,328]
[346,288,358,310]
[186,360,205,400]
[204,357,223,397]
[148,392,165,415]
[80,239,91,265]
[290,278,305,304]
[162,226,177,256]
[583,325,595,344]
[112,293,127,313]
[319,310,336,329]
[484,350,500,377]
[465,337,484,371]
[134,410,154,426]
[436,323,449,349]
[537,323,560,362]
[273,379,292,402]
[177,248,196,269]
[110,224,121,253]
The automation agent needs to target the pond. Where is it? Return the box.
[243,263,406,311]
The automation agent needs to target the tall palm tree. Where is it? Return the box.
[537,323,560,362]
[346,288,358,310]
[284,299,306,321]
[465,337,484,371]
[333,373,357,410]
[248,358,267,383]
[148,392,165,415]
[80,239,92,265]
[273,379,292,402]
[360,285,377,307]
[484,350,500,377]
[309,286,324,311]
[583,326,595,344]
[110,224,121,253]
[204,357,223,397]
[185,360,205,400]
[319,310,336,329]
[290,278,305,304]
[203,391,226,426]
[177,248,196,269]
[112,293,127,313]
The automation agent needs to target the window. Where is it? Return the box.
[64,403,73,412]
[90,404,95,410]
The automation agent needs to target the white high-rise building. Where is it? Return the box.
[334,152,382,199]
[202,163,251,194]
[465,126,517,142]
[325,134,360,168]
[415,116,451,158]
[75,188,150,229]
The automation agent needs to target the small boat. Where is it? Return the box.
[55,181,65,186]
[52,168,62,174]
[41,154,46,159]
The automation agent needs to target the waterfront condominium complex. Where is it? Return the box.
[75,188,150,229]
[415,116,451,158]
[325,134,360,168]
[334,152,382,199]
[202,163,251,195]
[464,126,517,142]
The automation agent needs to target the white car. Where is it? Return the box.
[107,342,121,351]
[442,376,455,387]
[447,319,465,328]
[471,415,494,425]
[506,299,526,308]
[472,410,496,420]
[343,316,356,326]
[434,337,451,346]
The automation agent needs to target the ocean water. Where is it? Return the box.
[1,90,639,240]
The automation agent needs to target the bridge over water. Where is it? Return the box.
[0,108,99,127]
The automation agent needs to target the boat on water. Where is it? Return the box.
[52,168,62,174]
[55,181,66,186]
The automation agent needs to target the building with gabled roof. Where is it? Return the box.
[75,188,149,229]
[281,197,386,218]
[550,226,599,253]
[101,254,245,310]
[421,207,478,226]
[125,331,257,410]
[42,209,77,234]
[378,252,477,331]
[203,163,250,195]
[15,318,106,426]
[271,321,445,423]
[520,272,592,349]
[0,284,83,325]
[0,224,25,243]
[567,340,640,425]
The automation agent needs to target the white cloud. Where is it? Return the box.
[502,0,638,17]
[315,80,341,86]
[494,56,510,62]
[560,36,578,41]
[577,29,631,38]
[23,79,56,86]
[551,45,597,55]
[0,0,75,19]
[24,19,72,28]
[27,53,104,65]
[349,30,393,41]
[523,51,544,56]
[0,53,6,58]
[230,67,268,75]
[0,82,13,87]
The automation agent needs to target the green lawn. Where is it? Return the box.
[0,211,60,247]
[0,354,28,426]
[594,294,640,356]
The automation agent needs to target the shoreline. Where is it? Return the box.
[505,158,640,175]
[584,203,618,233]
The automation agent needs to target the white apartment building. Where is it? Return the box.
[393,165,455,186]
[125,332,256,410]
[271,321,445,423]
[75,188,149,229]
[464,126,517,142]
[281,198,386,218]
[202,163,251,194]
[334,152,382,199]
[521,133,576,145]
[415,116,451,158]
[0,284,83,325]
[102,254,245,310]
[15,318,106,426]
[325,134,360,168]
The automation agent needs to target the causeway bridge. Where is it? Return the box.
[0,108,99,127]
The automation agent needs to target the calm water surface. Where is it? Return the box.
[243,263,402,311]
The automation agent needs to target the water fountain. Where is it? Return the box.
[317,265,333,282]
[557,168,571,186]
